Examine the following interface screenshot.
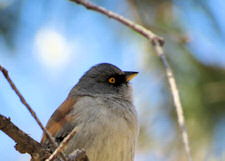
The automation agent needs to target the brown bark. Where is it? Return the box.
[0,114,50,161]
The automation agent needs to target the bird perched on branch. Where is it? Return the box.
[41,63,139,161]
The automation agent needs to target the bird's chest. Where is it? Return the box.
[86,109,136,161]
[67,97,138,161]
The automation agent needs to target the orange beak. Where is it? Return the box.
[124,72,138,82]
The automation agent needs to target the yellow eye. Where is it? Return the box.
[108,77,116,84]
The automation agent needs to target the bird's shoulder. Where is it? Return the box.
[41,96,80,147]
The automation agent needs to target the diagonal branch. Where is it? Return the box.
[69,1,193,161]
[0,65,67,161]
[0,114,88,161]
[153,40,192,161]
[70,0,164,45]
[0,114,50,161]
[46,127,78,161]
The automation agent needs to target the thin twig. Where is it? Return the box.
[0,65,67,161]
[153,40,192,161]
[70,0,164,46]
[69,1,193,161]
[46,127,77,161]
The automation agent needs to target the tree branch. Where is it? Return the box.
[0,65,67,161]
[0,114,88,161]
[0,65,89,160]
[46,127,78,161]
[69,1,193,161]
[70,0,164,45]
[0,114,50,161]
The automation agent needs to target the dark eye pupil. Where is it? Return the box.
[108,77,116,83]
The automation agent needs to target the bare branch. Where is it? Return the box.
[70,0,164,46]
[153,40,192,161]
[0,114,50,161]
[0,65,67,161]
[68,1,193,161]
[0,113,89,161]
[46,127,78,161]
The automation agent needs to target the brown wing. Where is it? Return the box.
[41,96,79,151]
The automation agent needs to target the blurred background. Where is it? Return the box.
[0,0,225,160]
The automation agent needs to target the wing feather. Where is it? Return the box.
[41,96,79,151]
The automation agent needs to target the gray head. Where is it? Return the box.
[70,63,138,101]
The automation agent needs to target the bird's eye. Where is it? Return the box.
[108,77,116,84]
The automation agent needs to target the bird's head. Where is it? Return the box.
[71,63,138,101]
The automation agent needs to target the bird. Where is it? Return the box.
[41,63,139,161]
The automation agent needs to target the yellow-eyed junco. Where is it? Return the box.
[41,63,139,161]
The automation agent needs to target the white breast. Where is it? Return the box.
[64,96,138,161]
